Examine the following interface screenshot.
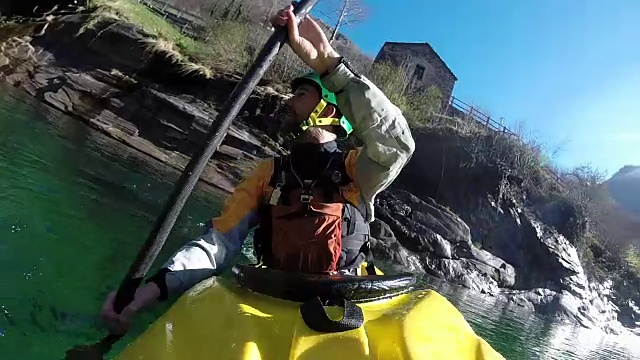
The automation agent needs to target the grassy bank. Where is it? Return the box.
[86,0,325,83]
[86,0,236,78]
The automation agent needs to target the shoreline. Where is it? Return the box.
[0,80,231,200]
[0,14,286,197]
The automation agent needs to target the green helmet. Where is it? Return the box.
[290,72,353,139]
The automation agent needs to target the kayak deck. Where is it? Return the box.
[115,271,504,360]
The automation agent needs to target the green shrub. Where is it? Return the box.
[366,60,443,128]
[625,245,640,276]
[197,20,253,73]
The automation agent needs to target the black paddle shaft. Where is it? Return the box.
[112,0,320,313]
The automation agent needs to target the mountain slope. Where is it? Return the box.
[606,165,640,214]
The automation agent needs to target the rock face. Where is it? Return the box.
[0,15,287,194]
[619,300,640,334]
[500,281,624,334]
[1,1,82,17]
[369,219,424,274]
[374,189,514,294]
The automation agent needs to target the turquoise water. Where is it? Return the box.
[0,84,638,359]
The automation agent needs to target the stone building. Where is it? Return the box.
[373,42,457,101]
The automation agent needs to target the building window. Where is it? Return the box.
[413,64,425,81]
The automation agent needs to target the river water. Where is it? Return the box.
[0,84,638,359]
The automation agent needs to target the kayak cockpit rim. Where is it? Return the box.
[231,264,417,305]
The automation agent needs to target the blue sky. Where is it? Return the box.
[313,0,639,177]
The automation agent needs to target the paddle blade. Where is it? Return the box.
[64,334,122,360]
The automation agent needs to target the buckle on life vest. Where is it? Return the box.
[300,186,313,203]
[301,180,314,207]
[269,187,282,205]
[269,171,286,206]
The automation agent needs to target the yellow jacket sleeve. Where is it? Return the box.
[160,159,273,297]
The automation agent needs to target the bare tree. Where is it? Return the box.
[316,0,368,43]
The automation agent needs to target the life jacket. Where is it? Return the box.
[253,149,375,274]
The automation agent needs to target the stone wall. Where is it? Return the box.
[374,42,457,101]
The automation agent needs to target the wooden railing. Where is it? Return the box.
[440,95,515,136]
[138,0,208,39]
[139,0,206,23]
[440,95,564,184]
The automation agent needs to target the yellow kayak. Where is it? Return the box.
[115,264,505,360]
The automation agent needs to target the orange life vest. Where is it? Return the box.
[253,150,373,274]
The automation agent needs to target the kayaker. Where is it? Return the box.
[100,4,415,335]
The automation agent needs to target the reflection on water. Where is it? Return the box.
[0,84,638,359]
[425,276,640,359]
[0,84,225,359]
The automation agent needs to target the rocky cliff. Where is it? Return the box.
[0,11,638,335]
[0,14,289,194]
[368,128,629,333]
